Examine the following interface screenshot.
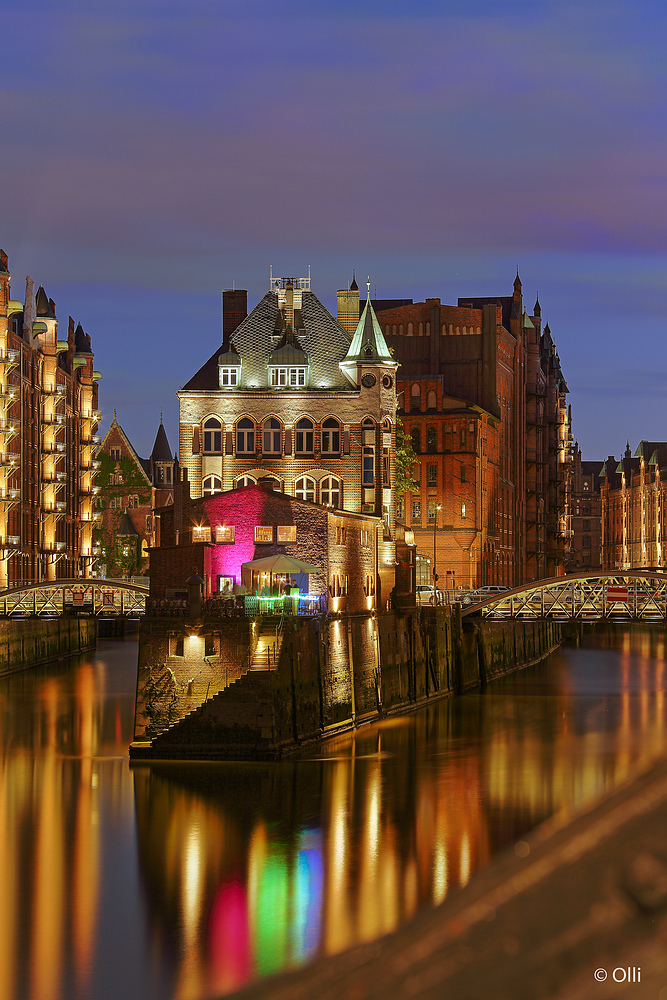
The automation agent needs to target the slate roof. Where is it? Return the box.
[117,511,139,535]
[74,322,92,354]
[150,422,173,463]
[35,285,56,319]
[182,290,353,392]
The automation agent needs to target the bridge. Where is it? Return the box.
[0,579,148,618]
[463,570,667,620]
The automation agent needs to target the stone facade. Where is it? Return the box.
[0,248,100,586]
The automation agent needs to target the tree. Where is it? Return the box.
[95,450,152,577]
[395,410,420,496]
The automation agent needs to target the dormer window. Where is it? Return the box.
[218,349,241,388]
[219,367,239,388]
[270,366,307,388]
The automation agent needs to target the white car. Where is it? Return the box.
[416,584,436,605]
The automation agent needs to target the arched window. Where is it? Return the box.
[407,322,413,336]
[259,476,281,491]
[321,476,341,509]
[235,476,256,489]
[411,383,421,411]
[295,418,314,454]
[427,427,437,453]
[203,475,222,497]
[203,417,222,453]
[392,324,397,336]
[295,476,315,502]
[236,418,255,454]
[411,427,421,453]
[262,418,281,454]
[321,417,340,455]
[427,390,437,411]
[418,322,423,336]
[398,324,403,336]
[426,322,430,335]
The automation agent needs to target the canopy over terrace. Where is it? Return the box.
[241,554,322,595]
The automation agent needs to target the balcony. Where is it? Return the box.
[79,485,100,497]
[42,441,66,455]
[0,535,20,549]
[81,459,101,472]
[0,418,20,437]
[1,385,19,403]
[42,501,67,514]
[43,411,66,425]
[80,434,101,446]
[0,348,20,366]
[43,383,66,398]
[80,511,102,522]
[41,471,67,484]
[0,487,20,502]
[0,453,19,468]
[41,541,66,553]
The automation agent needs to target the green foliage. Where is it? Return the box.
[95,450,152,577]
[395,411,420,496]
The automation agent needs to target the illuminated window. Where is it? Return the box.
[295,418,314,454]
[321,476,341,508]
[427,464,437,485]
[192,525,211,542]
[203,475,222,497]
[219,367,238,388]
[397,498,405,520]
[364,575,375,596]
[236,476,256,488]
[461,502,466,519]
[321,417,340,455]
[412,500,422,523]
[216,524,235,543]
[360,528,370,547]
[277,525,296,543]
[295,476,315,502]
[254,525,273,543]
[336,526,347,544]
[428,500,438,521]
[270,366,306,387]
[203,417,222,453]
[263,417,281,454]
[128,495,139,508]
[236,418,255,453]
[363,447,375,485]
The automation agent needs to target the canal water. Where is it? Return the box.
[1,627,666,1000]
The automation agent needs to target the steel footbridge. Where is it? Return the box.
[462,571,667,621]
[0,579,148,618]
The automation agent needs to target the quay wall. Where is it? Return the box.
[0,617,97,677]
[130,610,561,760]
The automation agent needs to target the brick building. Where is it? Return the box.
[177,273,398,603]
[0,248,100,586]
[564,439,602,572]
[97,413,176,578]
[358,273,571,591]
[600,441,667,571]
[152,481,382,614]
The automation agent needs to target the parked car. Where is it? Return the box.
[416,584,436,605]
[468,586,510,604]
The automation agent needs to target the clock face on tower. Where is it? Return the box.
[382,374,393,389]
[361,373,376,388]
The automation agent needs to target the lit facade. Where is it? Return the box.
[564,440,602,572]
[601,441,667,571]
[0,248,100,586]
[177,273,398,601]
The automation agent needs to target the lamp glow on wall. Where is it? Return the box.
[433,504,442,589]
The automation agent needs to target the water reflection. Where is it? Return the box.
[2,628,667,1000]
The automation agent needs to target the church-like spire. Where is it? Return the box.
[342,278,394,364]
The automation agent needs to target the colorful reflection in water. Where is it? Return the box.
[2,629,667,1000]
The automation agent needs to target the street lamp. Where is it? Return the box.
[433,503,442,594]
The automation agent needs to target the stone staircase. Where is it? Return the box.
[249,621,283,670]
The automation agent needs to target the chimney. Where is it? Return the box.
[222,289,247,349]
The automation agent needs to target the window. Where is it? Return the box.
[171,636,184,658]
[236,476,256,488]
[407,323,413,336]
[203,476,222,497]
[295,418,314,454]
[411,427,421,453]
[128,495,139,508]
[428,500,438,521]
[205,635,217,656]
[364,575,375,597]
[271,366,306,387]
[583,535,591,549]
[397,498,405,520]
[263,418,281,454]
[461,502,466,519]
[321,476,341,508]
[146,514,153,533]
[360,528,370,546]
[192,525,211,542]
[321,418,340,455]
[461,465,466,483]
[460,427,466,447]
[166,466,172,484]
[583,505,590,515]
[363,447,374,486]
[203,417,222,453]
[427,390,436,411]
[219,367,238,388]
[295,476,315,502]
[236,418,255,453]
[216,524,235,543]
[277,525,296,543]
[254,526,273,543]
[110,448,121,461]
[110,497,119,509]
[427,427,437,453]
[412,500,422,522]
[427,464,437,486]
[383,450,390,486]
[411,384,421,411]
[583,519,591,531]
[330,574,348,597]
[336,526,347,544]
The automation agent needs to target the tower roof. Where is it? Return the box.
[35,285,56,319]
[350,270,358,292]
[343,282,393,364]
[74,321,92,354]
[150,420,173,463]
[117,510,139,536]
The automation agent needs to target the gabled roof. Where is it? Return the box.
[269,328,308,366]
[100,415,152,486]
[181,289,353,392]
[343,293,393,364]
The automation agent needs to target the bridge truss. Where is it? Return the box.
[0,579,148,618]
[464,572,667,621]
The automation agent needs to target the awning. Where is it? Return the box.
[241,554,321,575]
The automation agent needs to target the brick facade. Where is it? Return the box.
[0,248,100,586]
[601,441,667,571]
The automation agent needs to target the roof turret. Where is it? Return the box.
[342,279,393,364]
[35,284,56,319]
[150,419,173,463]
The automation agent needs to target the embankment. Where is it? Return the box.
[0,616,97,677]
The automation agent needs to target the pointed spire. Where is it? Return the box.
[533,293,541,317]
[113,408,117,421]
[342,278,394,365]
[35,284,56,319]
[150,420,173,463]
[350,269,358,292]
[514,266,521,290]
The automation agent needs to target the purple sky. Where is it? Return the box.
[2,0,666,463]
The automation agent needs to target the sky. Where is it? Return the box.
[1,0,666,461]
